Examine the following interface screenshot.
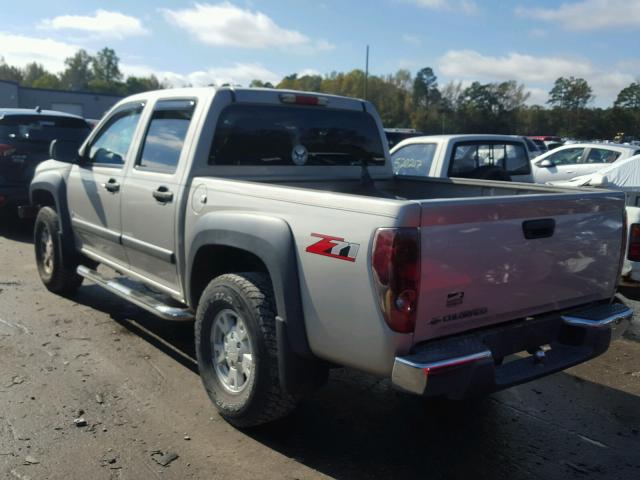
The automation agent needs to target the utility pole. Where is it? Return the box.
[364,45,369,100]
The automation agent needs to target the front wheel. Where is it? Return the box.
[34,206,83,294]
[195,272,300,427]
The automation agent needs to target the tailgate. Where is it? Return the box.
[413,193,625,342]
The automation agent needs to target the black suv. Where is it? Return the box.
[0,108,90,215]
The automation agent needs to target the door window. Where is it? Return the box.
[584,148,621,164]
[449,142,530,177]
[137,99,196,174]
[391,143,437,176]
[545,147,584,166]
[88,104,144,166]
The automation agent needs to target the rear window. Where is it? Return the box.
[449,141,530,177]
[209,105,385,167]
[0,115,90,144]
[391,143,437,176]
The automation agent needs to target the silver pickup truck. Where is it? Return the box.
[29,87,632,427]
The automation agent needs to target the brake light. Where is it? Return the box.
[372,228,420,333]
[279,93,328,106]
[0,144,16,157]
[628,223,640,261]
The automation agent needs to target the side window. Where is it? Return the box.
[391,143,437,176]
[546,147,584,166]
[583,148,621,164]
[88,105,143,166]
[450,142,529,177]
[137,99,196,174]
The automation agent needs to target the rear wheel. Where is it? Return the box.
[195,272,300,427]
[34,206,83,294]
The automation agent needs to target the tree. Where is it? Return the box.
[0,56,22,83]
[548,77,593,110]
[412,67,440,109]
[249,79,274,88]
[125,75,164,94]
[61,49,94,91]
[92,47,122,84]
[31,72,62,89]
[615,82,640,109]
[21,62,47,87]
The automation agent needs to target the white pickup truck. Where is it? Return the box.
[390,134,534,182]
[28,87,631,427]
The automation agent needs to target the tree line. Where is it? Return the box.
[1,47,639,140]
[0,47,165,96]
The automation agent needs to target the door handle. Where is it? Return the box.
[153,186,174,203]
[522,218,555,239]
[102,178,120,193]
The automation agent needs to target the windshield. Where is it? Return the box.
[209,104,385,167]
[0,115,90,144]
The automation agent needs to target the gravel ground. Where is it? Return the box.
[1,219,640,480]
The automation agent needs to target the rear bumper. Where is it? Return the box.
[391,302,632,397]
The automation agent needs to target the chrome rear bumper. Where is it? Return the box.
[392,302,633,396]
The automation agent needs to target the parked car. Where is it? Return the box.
[547,154,640,287]
[384,128,424,148]
[28,88,631,427]
[531,143,640,184]
[523,136,544,159]
[0,108,90,217]
[390,134,533,182]
[528,138,548,153]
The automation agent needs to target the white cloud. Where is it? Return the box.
[520,0,640,31]
[162,2,334,52]
[409,0,478,14]
[298,68,321,77]
[39,9,149,39]
[121,62,281,87]
[0,33,80,72]
[402,34,422,45]
[439,49,635,106]
[440,50,593,83]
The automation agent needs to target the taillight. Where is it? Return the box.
[0,143,16,157]
[628,223,640,261]
[372,228,420,333]
[279,93,328,106]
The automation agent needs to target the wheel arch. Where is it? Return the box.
[30,171,74,251]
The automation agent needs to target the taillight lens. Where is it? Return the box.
[0,143,16,157]
[372,228,420,333]
[628,223,640,261]
[279,93,328,106]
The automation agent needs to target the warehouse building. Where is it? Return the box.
[0,80,122,119]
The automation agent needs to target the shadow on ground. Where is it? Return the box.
[71,283,640,480]
[0,214,33,244]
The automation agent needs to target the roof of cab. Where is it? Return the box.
[389,133,528,152]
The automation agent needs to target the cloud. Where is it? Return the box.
[526,87,549,106]
[0,32,80,72]
[298,68,322,77]
[39,9,149,39]
[162,2,334,52]
[439,50,593,83]
[121,62,281,87]
[438,49,635,106]
[402,34,422,45]
[409,0,479,14]
[519,0,640,31]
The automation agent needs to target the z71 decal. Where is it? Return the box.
[306,233,360,262]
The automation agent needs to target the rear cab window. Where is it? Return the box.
[209,104,385,167]
[0,115,90,147]
[449,141,530,178]
[392,143,437,176]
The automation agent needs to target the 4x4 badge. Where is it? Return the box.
[306,233,359,262]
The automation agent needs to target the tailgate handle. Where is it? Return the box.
[522,219,555,239]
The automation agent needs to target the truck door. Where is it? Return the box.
[66,102,145,266]
[120,99,197,295]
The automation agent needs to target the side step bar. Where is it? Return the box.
[77,265,194,321]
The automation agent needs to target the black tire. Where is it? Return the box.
[195,272,299,428]
[34,206,83,294]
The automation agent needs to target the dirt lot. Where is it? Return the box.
[1,219,640,480]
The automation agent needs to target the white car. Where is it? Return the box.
[531,143,640,184]
[549,154,640,286]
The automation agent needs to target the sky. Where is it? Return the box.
[1,0,639,107]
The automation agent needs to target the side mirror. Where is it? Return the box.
[537,159,554,168]
[588,174,607,187]
[49,139,80,163]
